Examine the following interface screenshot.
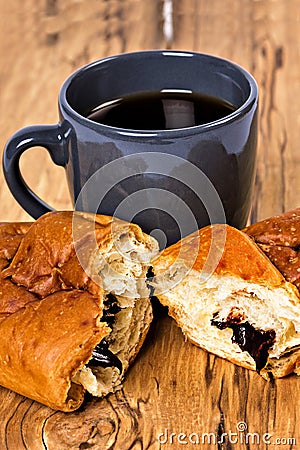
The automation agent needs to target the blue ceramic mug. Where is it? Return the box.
[3,51,258,246]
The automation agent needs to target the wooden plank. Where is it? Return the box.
[249,0,300,220]
[0,0,164,222]
[172,0,300,223]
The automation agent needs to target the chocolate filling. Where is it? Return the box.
[87,338,123,372]
[146,266,155,297]
[100,294,121,326]
[211,314,276,372]
[87,294,122,372]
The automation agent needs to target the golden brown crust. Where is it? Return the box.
[2,210,154,297]
[261,349,300,379]
[0,211,155,410]
[2,211,101,297]
[0,279,37,319]
[153,222,300,379]
[0,213,110,411]
[0,222,32,270]
[154,224,286,288]
[243,208,300,246]
[244,208,300,292]
[0,289,109,411]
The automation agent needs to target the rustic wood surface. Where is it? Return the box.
[0,0,300,449]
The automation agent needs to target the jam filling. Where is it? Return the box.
[87,294,122,372]
[211,314,276,372]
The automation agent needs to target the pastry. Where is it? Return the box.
[152,223,300,379]
[0,211,158,411]
[244,207,300,293]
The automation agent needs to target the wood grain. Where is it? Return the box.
[0,0,300,449]
[0,0,165,222]
[172,0,300,223]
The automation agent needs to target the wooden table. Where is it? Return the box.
[0,1,299,448]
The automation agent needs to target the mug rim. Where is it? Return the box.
[59,50,258,138]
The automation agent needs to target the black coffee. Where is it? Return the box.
[86,90,236,130]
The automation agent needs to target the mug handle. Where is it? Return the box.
[2,123,70,219]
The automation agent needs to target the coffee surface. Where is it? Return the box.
[86,90,236,130]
